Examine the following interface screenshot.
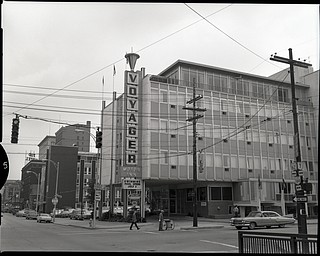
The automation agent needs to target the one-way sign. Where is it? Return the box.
[293,196,308,202]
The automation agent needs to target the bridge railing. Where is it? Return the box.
[238,231,318,254]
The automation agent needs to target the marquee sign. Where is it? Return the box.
[122,178,142,189]
[125,71,139,167]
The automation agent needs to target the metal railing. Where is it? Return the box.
[238,231,317,254]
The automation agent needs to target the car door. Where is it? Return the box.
[268,212,280,226]
[261,212,272,226]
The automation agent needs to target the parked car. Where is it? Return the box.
[26,210,38,220]
[60,209,74,218]
[37,213,52,223]
[230,210,296,230]
[70,209,92,220]
[16,209,27,217]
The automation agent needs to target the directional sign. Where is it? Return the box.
[95,190,101,201]
[293,196,308,203]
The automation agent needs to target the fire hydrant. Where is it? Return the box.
[89,218,93,228]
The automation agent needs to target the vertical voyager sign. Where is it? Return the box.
[125,71,139,168]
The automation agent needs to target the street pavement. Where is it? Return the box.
[53,215,318,231]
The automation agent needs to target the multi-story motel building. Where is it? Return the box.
[101,56,318,218]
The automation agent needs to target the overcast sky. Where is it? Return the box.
[2,2,319,180]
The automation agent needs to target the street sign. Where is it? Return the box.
[293,196,308,202]
[52,197,58,205]
[295,185,302,191]
[297,162,302,170]
[95,190,101,201]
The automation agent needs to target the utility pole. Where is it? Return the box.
[270,49,312,251]
[183,78,206,227]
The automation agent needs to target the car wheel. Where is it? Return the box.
[279,224,285,228]
[248,222,256,230]
[236,226,242,230]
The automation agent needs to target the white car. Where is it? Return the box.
[37,213,53,223]
[230,211,295,230]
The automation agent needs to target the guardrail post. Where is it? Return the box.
[238,232,243,253]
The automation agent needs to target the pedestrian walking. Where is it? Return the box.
[129,208,140,230]
[158,210,164,231]
[233,205,239,217]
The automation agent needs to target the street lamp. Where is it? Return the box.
[26,170,40,214]
[41,159,59,223]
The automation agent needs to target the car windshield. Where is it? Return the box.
[247,212,262,217]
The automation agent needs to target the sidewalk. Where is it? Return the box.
[53,216,317,231]
[53,216,227,230]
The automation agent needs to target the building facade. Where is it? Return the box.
[1,180,21,210]
[101,59,318,218]
[43,145,78,213]
[55,121,91,152]
[76,151,99,209]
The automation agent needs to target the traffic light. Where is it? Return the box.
[11,117,20,143]
[96,130,102,148]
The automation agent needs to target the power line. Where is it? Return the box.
[184,3,281,70]
[5,4,233,116]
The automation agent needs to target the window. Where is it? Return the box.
[160,151,168,164]
[223,155,230,167]
[222,187,232,200]
[247,157,253,170]
[214,154,222,167]
[252,82,258,97]
[186,188,193,201]
[151,119,159,131]
[207,74,213,90]
[231,156,238,168]
[210,187,221,200]
[197,187,206,201]
[161,91,168,103]
[243,81,249,96]
[214,76,220,91]
[210,187,232,200]
[239,156,246,168]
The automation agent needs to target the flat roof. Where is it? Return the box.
[158,59,310,88]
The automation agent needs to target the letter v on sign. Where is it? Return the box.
[127,72,138,85]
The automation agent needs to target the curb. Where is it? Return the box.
[180,225,224,230]
[53,221,154,230]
